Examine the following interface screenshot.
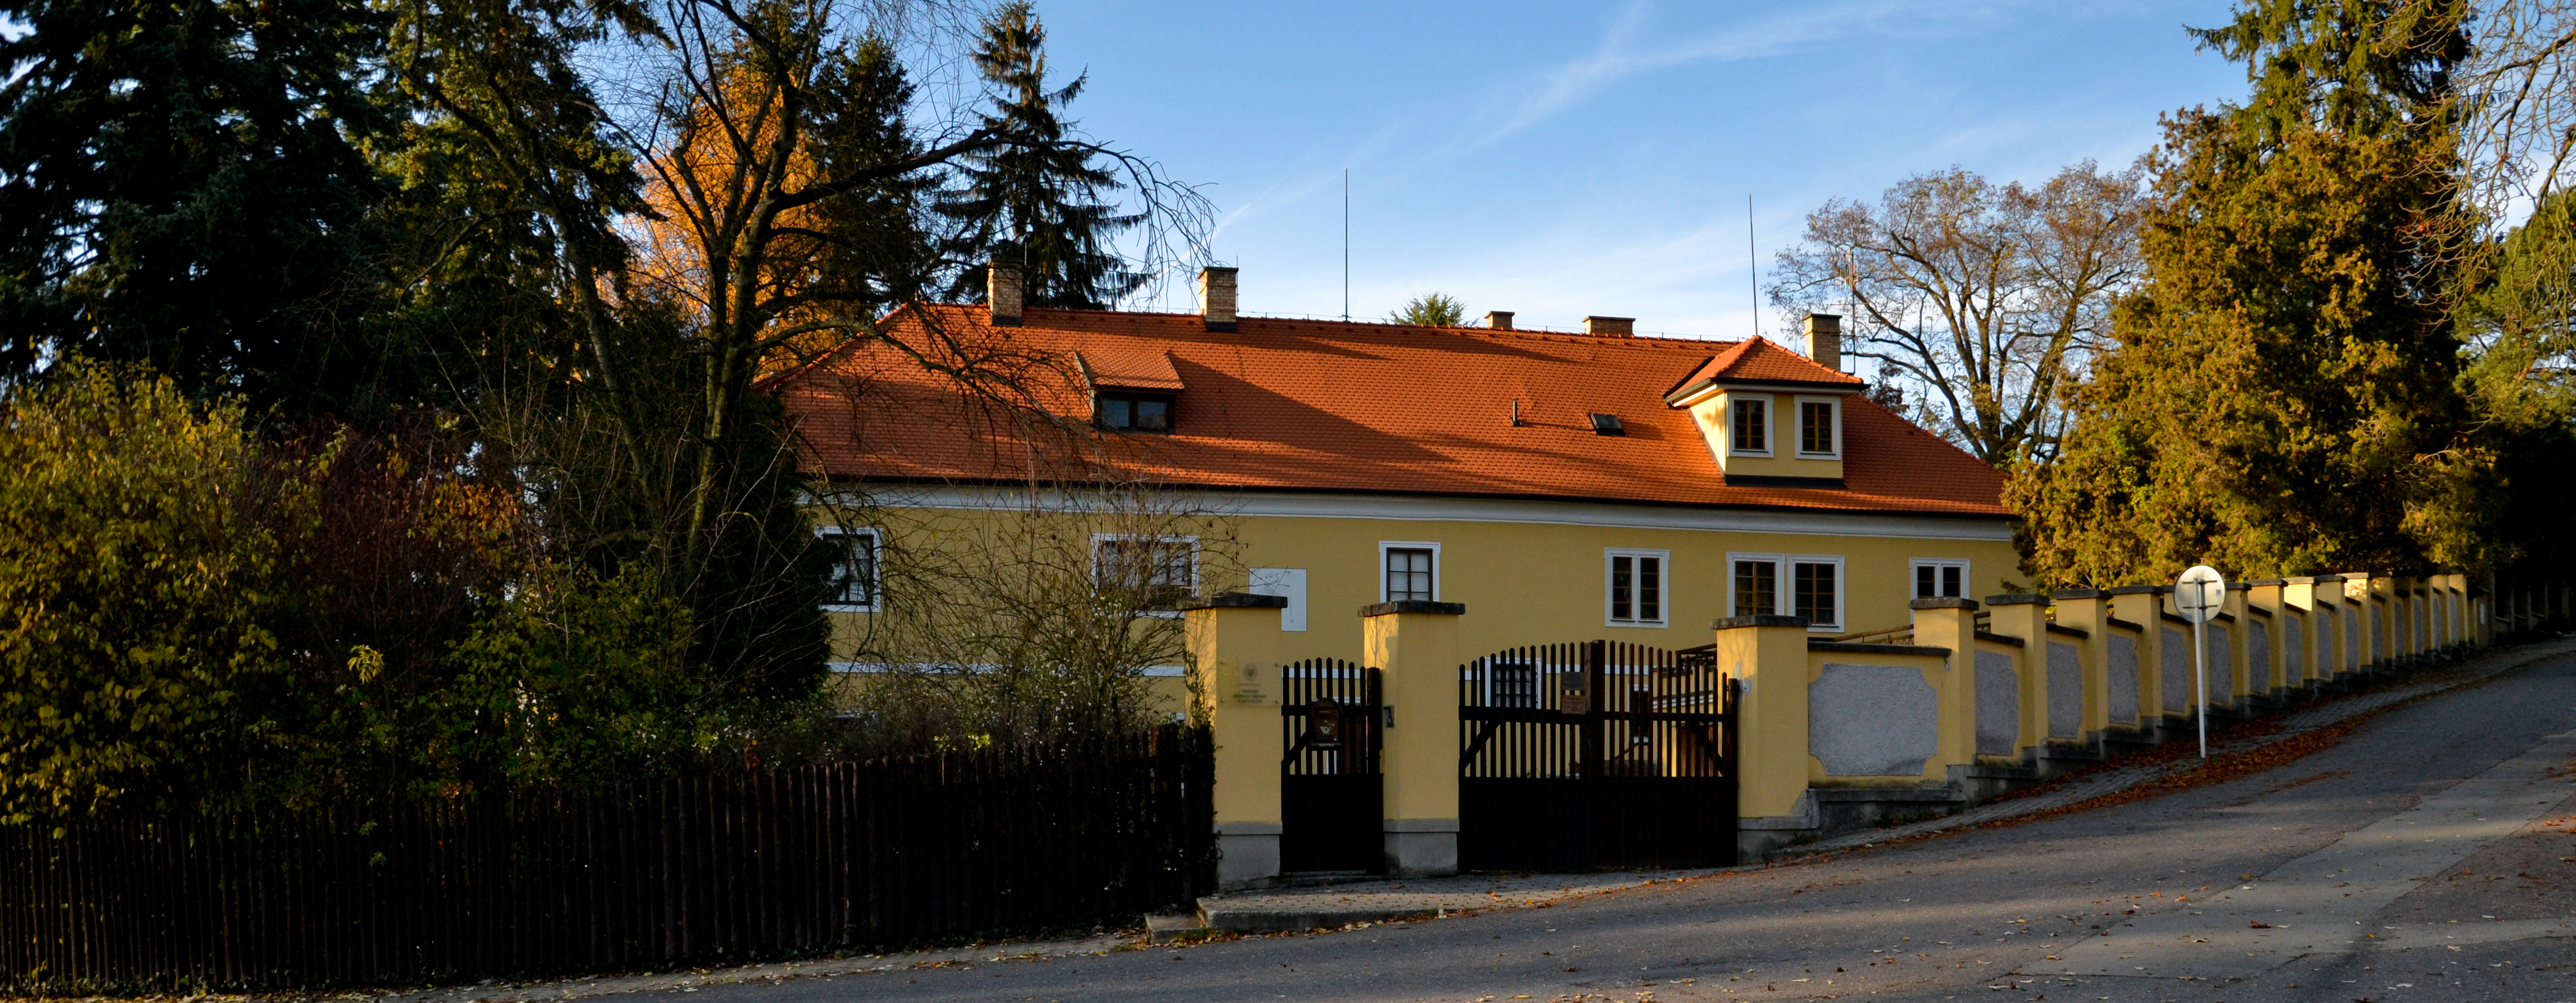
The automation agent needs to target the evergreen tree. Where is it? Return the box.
[938,1,1144,310]
[798,35,939,344]
[1388,292,1469,326]
[2009,0,2475,586]
[2450,191,2576,581]
[0,0,399,416]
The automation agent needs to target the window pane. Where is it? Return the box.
[1135,398,1170,430]
[1942,565,1963,598]
[1096,538,1192,607]
[1915,564,1935,598]
[1099,397,1132,429]
[1640,557,1661,622]
[1734,400,1767,451]
[1151,540,1191,588]
[1801,401,1833,453]
[1795,562,1837,625]
[828,533,876,605]
[1611,555,1633,621]
[1388,548,1434,602]
[1734,560,1774,617]
[1493,661,1537,709]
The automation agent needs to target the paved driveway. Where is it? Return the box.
[652,644,2576,1002]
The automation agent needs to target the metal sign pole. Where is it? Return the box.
[2194,618,2208,758]
[2176,564,2225,761]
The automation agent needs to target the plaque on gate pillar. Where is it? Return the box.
[1560,671,1589,715]
[1231,660,1269,705]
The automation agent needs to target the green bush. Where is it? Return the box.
[0,362,283,821]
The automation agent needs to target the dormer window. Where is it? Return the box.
[1731,398,1769,454]
[1096,392,1173,432]
[1797,398,1839,457]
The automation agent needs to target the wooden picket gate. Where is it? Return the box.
[1457,641,1736,871]
[1279,658,1384,873]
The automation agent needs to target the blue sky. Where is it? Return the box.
[1034,1,2249,340]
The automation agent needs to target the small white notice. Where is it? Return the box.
[1248,568,1308,631]
[2176,564,2227,757]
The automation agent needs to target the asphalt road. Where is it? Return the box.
[667,644,2576,1002]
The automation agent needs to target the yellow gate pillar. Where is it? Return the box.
[2283,577,2322,690]
[2313,575,2351,681]
[2108,585,2171,723]
[2049,590,2114,735]
[1982,594,2049,755]
[2247,579,2286,695]
[1184,592,1287,889]
[2391,575,2417,668]
[1718,614,1817,839]
[1908,597,1982,768]
[1362,600,1464,878]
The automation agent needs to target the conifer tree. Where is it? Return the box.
[939,2,1145,310]
[1388,292,1470,326]
[2009,0,2476,585]
[0,0,398,415]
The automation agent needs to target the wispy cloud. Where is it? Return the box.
[1478,1,2018,149]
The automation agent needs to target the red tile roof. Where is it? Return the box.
[773,305,2007,517]
[1665,336,1863,400]
[1076,346,1184,391]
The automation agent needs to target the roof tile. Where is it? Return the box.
[775,305,2006,517]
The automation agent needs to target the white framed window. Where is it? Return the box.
[1093,534,1197,611]
[1607,548,1669,628]
[1726,551,1843,630]
[1379,540,1441,602]
[1093,391,1175,432]
[1729,396,1772,455]
[1791,555,1844,630]
[1727,552,1782,619]
[1910,558,1969,600]
[1794,395,1841,458]
[820,527,882,612]
[1605,549,1669,627]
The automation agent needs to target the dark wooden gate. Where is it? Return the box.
[1281,659,1383,873]
[1458,640,1736,872]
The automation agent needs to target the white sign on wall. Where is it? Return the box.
[1248,568,1308,631]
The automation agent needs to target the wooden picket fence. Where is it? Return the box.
[0,726,1212,992]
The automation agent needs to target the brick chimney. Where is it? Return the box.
[1803,313,1841,370]
[1583,316,1635,337]
[1484,311,1515,330]
[1197,265,1238,332]
[987,262,1023,327]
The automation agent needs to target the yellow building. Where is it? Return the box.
[775,266,2019,688]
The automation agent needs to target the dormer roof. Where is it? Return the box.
[1663,335,1864,404]
[1076,347,1185,392]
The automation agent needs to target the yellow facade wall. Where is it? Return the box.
[1681,390,1848,480]
[822,495,2019,715]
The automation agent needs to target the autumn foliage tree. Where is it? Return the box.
[1769,161,2147,467]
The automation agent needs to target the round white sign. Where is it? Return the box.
[2175,565,2227,625]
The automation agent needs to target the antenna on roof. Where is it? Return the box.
[1747,195,1760,340]
[1343,168,1351,322]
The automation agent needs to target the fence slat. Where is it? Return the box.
[0,730,1212,992]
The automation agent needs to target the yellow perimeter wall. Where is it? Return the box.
[822,490,2020,711]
